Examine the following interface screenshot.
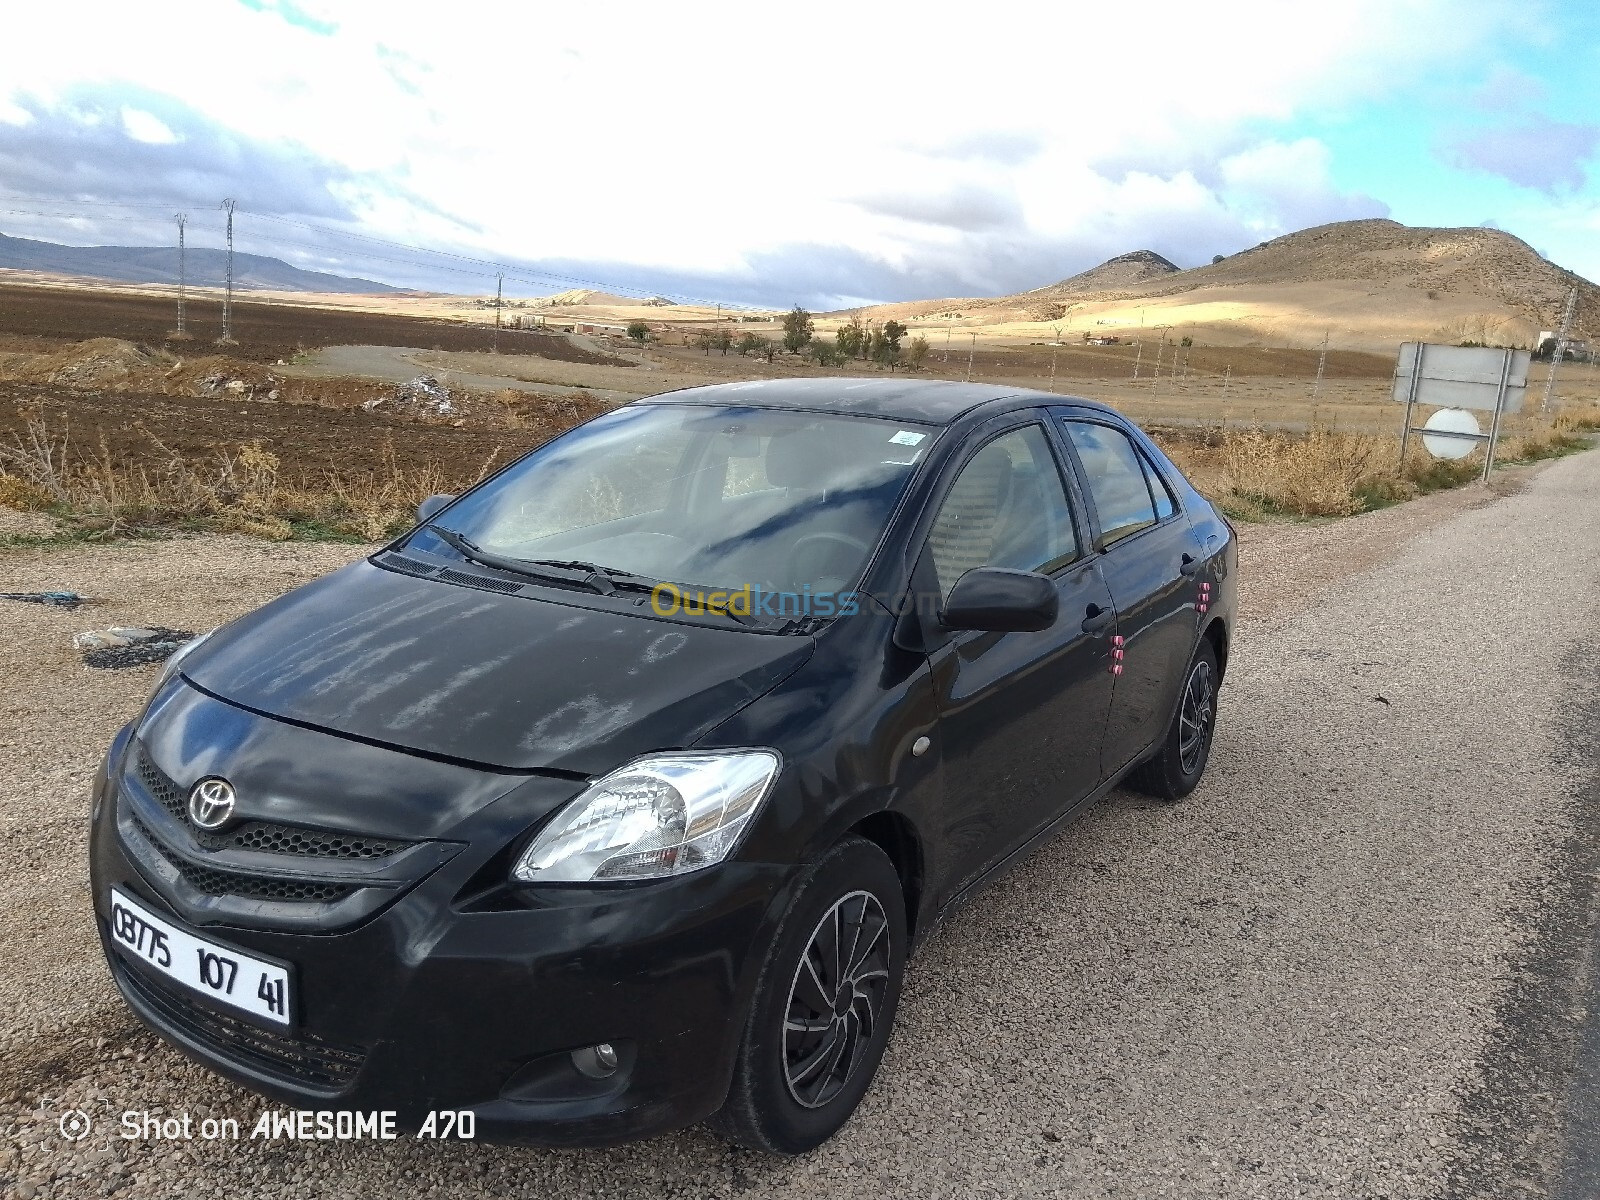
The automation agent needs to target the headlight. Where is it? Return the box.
[149,628,213,698]
[512,750,780,883]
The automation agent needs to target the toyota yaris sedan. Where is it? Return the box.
[90,378,1236,1154]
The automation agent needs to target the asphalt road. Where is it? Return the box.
[2,447,1598,1199]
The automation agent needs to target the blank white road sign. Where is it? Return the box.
[1392,343,1531,414]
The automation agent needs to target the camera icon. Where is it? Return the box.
[58,1110,93,1141]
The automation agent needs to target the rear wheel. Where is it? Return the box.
[1130,640,1219,802]
[709,835,906,1155]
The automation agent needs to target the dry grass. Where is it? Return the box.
[2,395,1594,545]
[0,411,501,542]
[1156,410,1596,520]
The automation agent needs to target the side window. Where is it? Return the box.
[926,425,1078,600]
[1062,421,1158,546]
[1143,454,1177,520]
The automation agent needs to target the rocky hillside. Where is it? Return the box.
[1136,219,1597,327]
[852,219,1597,348]
[1028,249,1179,297]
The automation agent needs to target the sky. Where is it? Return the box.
[0,0,1596,309]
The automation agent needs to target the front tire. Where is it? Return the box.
[709,835,906,1155]
[1130,640,1219,802]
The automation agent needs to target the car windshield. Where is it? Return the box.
[406,403,937,606]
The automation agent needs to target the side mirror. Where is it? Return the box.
[415,494,456,526]
[942,567,1058,633]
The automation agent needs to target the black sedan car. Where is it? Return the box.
[90,378,1236,1154]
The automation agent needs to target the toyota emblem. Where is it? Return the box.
[188,778,237,830]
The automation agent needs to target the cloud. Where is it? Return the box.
[0,86,426,283]
[1471,64,1547,110]
[121,107,179,145]
[1445,116,1600,193]
[0,0,1539,303]
[849,184,1023,234]
[1217,138,1390,230]
[0,88,372,220]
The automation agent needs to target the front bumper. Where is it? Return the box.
[89,726,794,1147]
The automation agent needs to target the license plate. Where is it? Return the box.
[109,888,293,1027]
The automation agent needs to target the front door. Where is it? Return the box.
[917,420,1117,906]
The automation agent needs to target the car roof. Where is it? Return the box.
[637,377,1123,427]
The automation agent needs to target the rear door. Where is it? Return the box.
[1054,413,1204,778]
[914,416,1117,904]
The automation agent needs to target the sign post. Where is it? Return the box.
[1392,342,1531,480]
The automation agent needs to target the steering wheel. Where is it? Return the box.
[791,531,872,578]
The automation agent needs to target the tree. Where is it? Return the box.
[1212,254,1225,264]
[905,334,929,370]
[736,331,764,356]
[875,320,908,370]
[810,339,841,367]
[837,312,868,360]
[761,337,780,363]
[715,327,734,356]
[782,306,814,354]
[626,320,650,343]
[693,329,716,355]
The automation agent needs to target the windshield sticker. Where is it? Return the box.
[889,430,926,446]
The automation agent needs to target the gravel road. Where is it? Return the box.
[2,450,1597,1199]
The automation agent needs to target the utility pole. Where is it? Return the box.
[965,333,976,382]
[218,198,237,344]
[1132,341,1143,380]
[493,272,504,353]
[173,213,189,338]
[1312,329,1329,400]
[944,318,952,364]
[1540,286,1578,413]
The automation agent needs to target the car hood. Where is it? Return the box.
[182,559,814,774]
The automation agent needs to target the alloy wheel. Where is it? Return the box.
[782,890,891,1109]
[1178,658,1216,775]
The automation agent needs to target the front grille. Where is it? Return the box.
[133,813,355,904]
[434,567,524,594]
[227,826,404,860]
[135,748,411,860]
[113,954,367,1091]
[136,749,186,819]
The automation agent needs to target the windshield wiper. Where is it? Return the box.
[425,528,763,626]
[425,525,621,594]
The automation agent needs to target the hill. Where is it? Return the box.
[850,219,1598,351]
[0,232,401,294]
[1027,249,1179,297]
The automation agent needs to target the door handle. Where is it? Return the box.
[1179,553,1201,578]
[1081,604,1114,635]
